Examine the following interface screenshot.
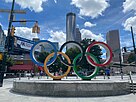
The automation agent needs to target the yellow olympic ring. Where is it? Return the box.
[44,52,71,79]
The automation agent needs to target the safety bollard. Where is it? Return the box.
[104,73,105,79]
[19,73,21,80]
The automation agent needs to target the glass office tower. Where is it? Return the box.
[66,12,76,49]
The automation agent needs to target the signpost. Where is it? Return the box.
[0,0,26,87]
[0,0,39,87]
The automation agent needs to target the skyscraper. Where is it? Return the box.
[106,30,120,62]
[75,28,81,43]
[0,25,6,52]
[40,42,59,53]
[66,12,76,49]
[0,25,6,46]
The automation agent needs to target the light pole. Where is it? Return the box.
[0,0,26,52]
[0,0,39,87]
[0,0,15,87]
[6,0,15,52]
[119,52,123,79]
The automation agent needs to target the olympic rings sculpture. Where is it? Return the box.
[30,40,112,80]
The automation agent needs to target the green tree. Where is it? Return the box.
[37,51,50,63]
[65,47,81,62]
[0,53,14,72]
[6,56,14,68]
[80,38,102,61]
[65,38,102,75]
[36,51,67,73]
[127,53,135,63]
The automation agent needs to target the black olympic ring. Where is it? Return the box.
[59,41,84,67]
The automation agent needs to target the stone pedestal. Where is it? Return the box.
[12,80,130,97]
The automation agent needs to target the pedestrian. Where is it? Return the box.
[55,72,58,76]
[59,68,63,75]
[105,68,110,79]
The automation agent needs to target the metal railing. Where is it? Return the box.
[129,71,135,94]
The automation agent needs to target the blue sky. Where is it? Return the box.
[0,0,136,48]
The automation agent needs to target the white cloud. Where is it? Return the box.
[123,0,136,34]
[121,39,132,47]
[80,29,104,41]
[84,22,96,28]
[54,0,57,3]
[78,15,85,20]
[5,0,47,12]
[0,23,7,36]
[47,29,104,47]
[14,27,38,40]
[123,16,136,33]
[123,0,136,13]
[0,23,3,27]
[3,27,38,38]
[4,30,8,36]
[48,30,66,47]
[71,0,109,18]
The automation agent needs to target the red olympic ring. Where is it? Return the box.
[86,41,112,67]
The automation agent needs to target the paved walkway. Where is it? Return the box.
[0,75,136,102]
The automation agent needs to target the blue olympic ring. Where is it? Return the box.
[30,40,57,67]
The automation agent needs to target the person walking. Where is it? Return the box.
[105,68,110,79]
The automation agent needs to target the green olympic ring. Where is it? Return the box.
[73,52,99,80]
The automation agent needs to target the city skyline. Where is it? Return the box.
[0,0,136,48]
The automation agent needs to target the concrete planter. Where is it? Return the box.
[12,80,130,97]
